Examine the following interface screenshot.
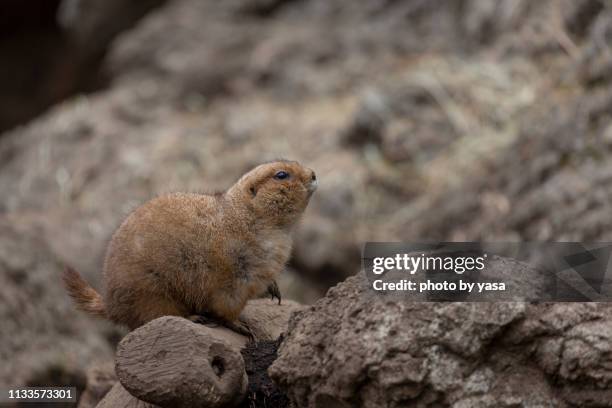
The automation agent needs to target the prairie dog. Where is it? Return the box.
[63,160,317,330]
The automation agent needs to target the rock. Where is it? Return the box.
[270,267,612,407]
[97,382,158,408]
[110,299,303,407]
[241,298,305,340]
[115,316,248,408]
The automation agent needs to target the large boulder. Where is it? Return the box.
[270,265,612,407]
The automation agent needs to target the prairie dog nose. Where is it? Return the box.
[308,170,318,193]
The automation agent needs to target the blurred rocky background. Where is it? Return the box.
[1,0,612,403]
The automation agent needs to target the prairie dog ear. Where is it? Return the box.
[249,185,257,197]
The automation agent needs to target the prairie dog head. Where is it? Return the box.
[228,160,317,227]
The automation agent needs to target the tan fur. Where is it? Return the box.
[63,266,107,317]
[63,160,317,329]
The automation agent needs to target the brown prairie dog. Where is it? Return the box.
[63,160,317,330]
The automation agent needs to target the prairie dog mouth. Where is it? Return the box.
[307,179,318,194]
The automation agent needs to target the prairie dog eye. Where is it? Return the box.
[274,171,290,180]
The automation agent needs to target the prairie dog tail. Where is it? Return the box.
[62,266,107,318]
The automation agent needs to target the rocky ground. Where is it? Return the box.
[1,0,611,405]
